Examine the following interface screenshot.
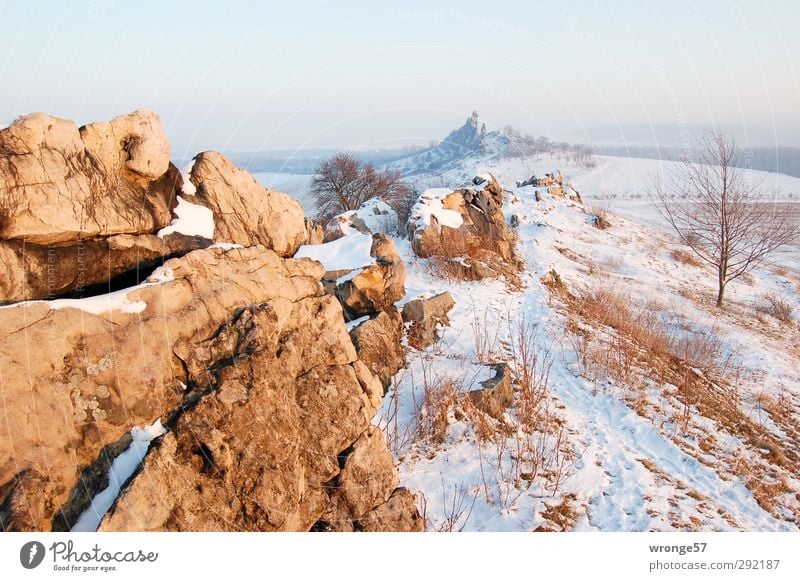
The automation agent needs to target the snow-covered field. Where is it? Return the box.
[368,174,800,531]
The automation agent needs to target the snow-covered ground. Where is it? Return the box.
[369,175,800,531]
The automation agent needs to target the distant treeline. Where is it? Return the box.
[594,145,800,178]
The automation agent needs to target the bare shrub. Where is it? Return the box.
[587,203,611,230]
[471,307,503,364]
[310,152,411,220]
[757,293,794,324]
[435,476,479,532]
[417,361,459,444]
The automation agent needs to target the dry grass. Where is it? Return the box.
[670,248,702,267]
[756,293,794,324]
[586,203,611,230]
[554,282,800,518]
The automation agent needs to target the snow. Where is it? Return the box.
[157,195,214,239]
[373,162,800,531]
[48,291,147,315]
[294,232,374,271]
[71,419,166,532]
[346,315,370,331]
[329,198,399,237]
[180,159,197,196]
[411,188,464,231]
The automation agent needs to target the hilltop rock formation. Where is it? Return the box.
[408,175,521,282]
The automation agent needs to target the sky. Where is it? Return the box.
[1,0,799,155]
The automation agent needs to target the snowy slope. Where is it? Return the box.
[374,181,800,532]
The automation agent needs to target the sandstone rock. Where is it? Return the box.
[0,232,210,304]
[0,110,177,245]
[336,234,406,319]
[336,426,398,519]
[356,487,426,532]
[468,364,513,420]
[305,218,325,245]
[0,245,327,531]
[189,151,306,256]
[408,180,519,283]
[402,292,455,350]
[472,172,503,205]
[0,110,205,302]
[98,294,389,532]
[349,307,405,390]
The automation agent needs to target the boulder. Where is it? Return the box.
[356,487,425,532]
[408,179,520,282]
[0,110,176,244]
[0,232,210,303]
[336,234,406,319]
[349,307,406,389]
[0,110,213,303]
[468,364,513,420]
[189,151,307,256]
[402,291,455,350]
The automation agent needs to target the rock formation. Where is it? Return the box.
[349,307,405,390]
[335,234,407,320]
[324,198,399,242]
[0,110,422,532]
[0,110,204,303]
[408,175,521,282]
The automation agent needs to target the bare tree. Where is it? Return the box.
[654,131,797,307]
[309,152,411,220]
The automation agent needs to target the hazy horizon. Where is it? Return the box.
[2,1,799,153]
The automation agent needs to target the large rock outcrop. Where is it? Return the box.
[0,110,205,303]
[188,151,307,256]
[408,174,520,282]
[0,246,420,532]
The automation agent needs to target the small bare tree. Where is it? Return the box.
[654,131,797,307]
[309,152,411,220]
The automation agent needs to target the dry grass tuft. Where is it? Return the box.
[670,248,702,267]
[756,293,794,324]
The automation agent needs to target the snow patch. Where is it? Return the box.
[71,419,167,532]
[411,188,464,231]
[294,232,374,271]
[180,159,197,196]
[157,196,214,239]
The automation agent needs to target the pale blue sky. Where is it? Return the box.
[1,0,798,153]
